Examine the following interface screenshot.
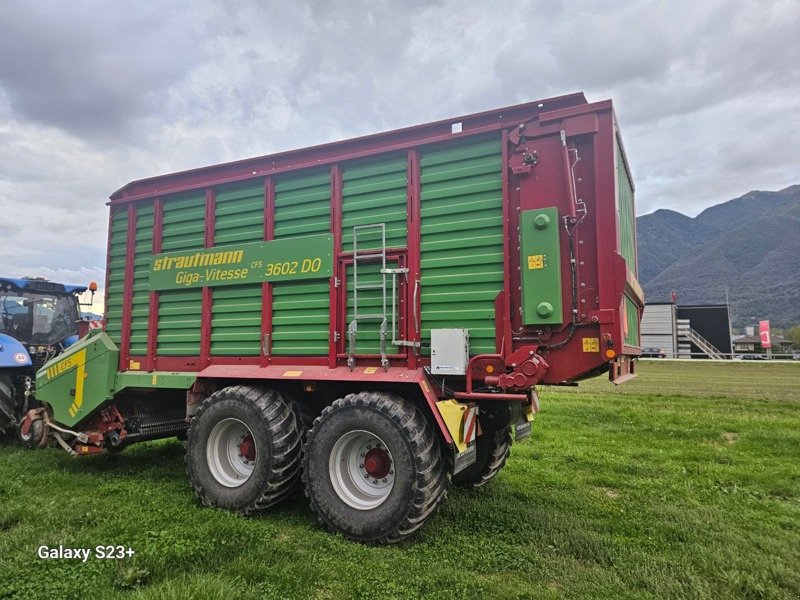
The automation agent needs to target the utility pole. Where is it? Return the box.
[725,286,733,359]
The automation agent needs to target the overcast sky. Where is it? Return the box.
[1,0,798,313]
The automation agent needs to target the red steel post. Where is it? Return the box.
[118,203,137,371]
[261,177,275,367]
[329,164,343,368]
[146,197,163,371]
[406,149,421,369]
[200,188,215,367]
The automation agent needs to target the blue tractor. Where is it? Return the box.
[0,277,96,443]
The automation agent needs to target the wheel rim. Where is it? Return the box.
[18,419,41,443]
[329,430,395,510]
[206,418,257,487]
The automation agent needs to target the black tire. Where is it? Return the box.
[0,374,16,438]
[186,385,304,515]
[452,427,511,488]
[17,418,45,449]
[302,391,448,545]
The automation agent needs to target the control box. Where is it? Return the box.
[430,329,470,375]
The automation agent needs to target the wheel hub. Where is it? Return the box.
[238,434,256,462]
[363,447,391,479]
[206,418,257,488]
[329,430,395,510]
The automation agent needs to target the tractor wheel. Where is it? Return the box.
[186,385,304,515]
[452,427,511,488]
[0,374,16,439]
[302,391,448,544]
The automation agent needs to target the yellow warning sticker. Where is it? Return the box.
[129,360,141,370]
[282,370,303,377]
[151,374,158,385]
[363,367,378,374]
[527,254,544,269]
[582,338,600,352]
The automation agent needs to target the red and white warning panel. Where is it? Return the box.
[462,404,478,445]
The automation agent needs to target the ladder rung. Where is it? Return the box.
[355,314,385,320]
[354,253,384,261]
[355,283,384,291]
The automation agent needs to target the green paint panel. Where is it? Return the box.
[420,136,504,355]
[104,208,128,346]
[345,260,399,355]
[35,331,119,427]
[215,182,264,245]
[211,284,262,356]
[271,281,330,355]
[161,192,206,252]
[342,155,407,252]
[113,370,196,394]
[130,202,153,355]
[157,289,203,356]
[616,138,637,274]
[624,294,640,347]
[158,193,206,356]
[212,183,265,356]
[271,169,331,356]
[274,169,330,238]
[520,207,563,325]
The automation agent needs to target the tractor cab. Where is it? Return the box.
[0,277,97,439]
[0,277,94,369]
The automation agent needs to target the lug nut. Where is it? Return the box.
[364,474,369,478]
[360,464,364,468]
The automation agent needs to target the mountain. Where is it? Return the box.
[636,185,800,329]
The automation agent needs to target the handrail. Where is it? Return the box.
[678,325,724,360]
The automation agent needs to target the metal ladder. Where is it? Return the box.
[347,224,389,370]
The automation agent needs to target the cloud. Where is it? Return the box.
[0,0,798,305]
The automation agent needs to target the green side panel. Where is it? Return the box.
[161,192,206,252]
[271,169,331,355]
[113,371,196,395]
[35,331,119,427]
[215,182,264,245]
[616,139,637,274]
[211,284,262,356]
[271,281,330,355]
[345,259,399,355]
[273,169,330,238]
[158,192,205,356]
[129,202,153,355]
[419,136,504,355]
[157,289,202,356]
[212,183,264,356]
[520,208,563,325]
[104,208,128,346]
[624,294,640,347]
[341,155,407,253]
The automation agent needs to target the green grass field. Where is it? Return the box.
[1,361,798,599]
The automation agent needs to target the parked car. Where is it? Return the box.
[641,347,667,358]
[792,353,800,361]
[741,354,768,360]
